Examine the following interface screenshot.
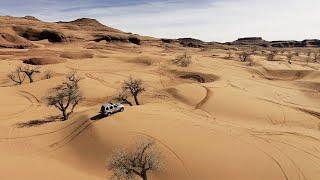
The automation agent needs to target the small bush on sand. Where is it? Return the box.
[172,52,192,67]
[133,57,154,66]
[239,51,251,62]
[7,67,26,85]
[286,53,294,64]
[107,138,163,180]
[266,50,278,61]
[224,50,233,59]
[43,70,53,79]
[112,90,133,106]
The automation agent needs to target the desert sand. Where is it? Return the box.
[0,16,320,180]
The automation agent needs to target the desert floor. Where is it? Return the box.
[0,41,319,180]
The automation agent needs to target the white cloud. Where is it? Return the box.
[0,0,319,42]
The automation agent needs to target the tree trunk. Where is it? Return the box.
[27,75,33,83]
[134,95,140,105]
[141,172,148,180]
[62,110,68,121]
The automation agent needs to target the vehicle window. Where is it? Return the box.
[105,107,109,110]
[110,106,113,109]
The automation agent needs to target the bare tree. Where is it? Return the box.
[44,73,83,120]
[122,77,145,105]
[107,139,162,180]
[18,65,40,83]
[7,67,26,85]
[239,51,251,62]
[172,52,192,67]
[112,90,133,106]
[286,53,294,64]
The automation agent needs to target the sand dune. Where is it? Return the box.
[0,16,320,180]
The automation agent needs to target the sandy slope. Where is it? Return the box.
[0,40,320,180]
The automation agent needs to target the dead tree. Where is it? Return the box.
[122,77,145,105]
[172,52,192,67]
[19,65,40,83]
[7,67,26,85]
[44,73,83,120]
[112,90,133,106]
[107,139,162,180]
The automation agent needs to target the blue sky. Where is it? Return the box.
[0,0,319,42]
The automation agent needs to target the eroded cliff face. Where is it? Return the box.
[0,16,150,49]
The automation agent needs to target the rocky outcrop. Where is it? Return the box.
[177,38,205,48]
[302,39,320,47]
[93,34,141,45]
[0,32,33,48]
[227,37,320,48]
[227,37,269,47]
[13,27,68,42]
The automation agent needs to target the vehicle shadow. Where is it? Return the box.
[90,111,123,121]
[90,114,105,121]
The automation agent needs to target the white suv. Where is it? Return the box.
[100,103,124,117]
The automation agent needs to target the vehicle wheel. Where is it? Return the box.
[120,108,124,112]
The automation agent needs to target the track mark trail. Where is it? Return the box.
[195,86,212,109]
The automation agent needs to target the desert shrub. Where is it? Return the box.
[286,53,294,64]
[133,57,154,66]
[314,52,320,62]
[224,50,233,59]
[43,70,53,79]
[239,51,251,62]
[7,67,26,85]
[172,52,192,67]
[44,72,83,120]
[107,139,163,180]
[112,90,133,106]
[266,50,278,61]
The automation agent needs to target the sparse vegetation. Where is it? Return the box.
[225,50,233,59]
[112,90,133,106]
[266,50,278,61]
[239,51,251,62]
[18,65,40,83]
[134,57,154,66]
[172,52,192,67]
[7,67,26,85]
[44,72,83,120]
[107,139,163,180]
[43,70,53,79]
[122,76,145,105]
[314,52,320,62]
[286,53,294,64]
